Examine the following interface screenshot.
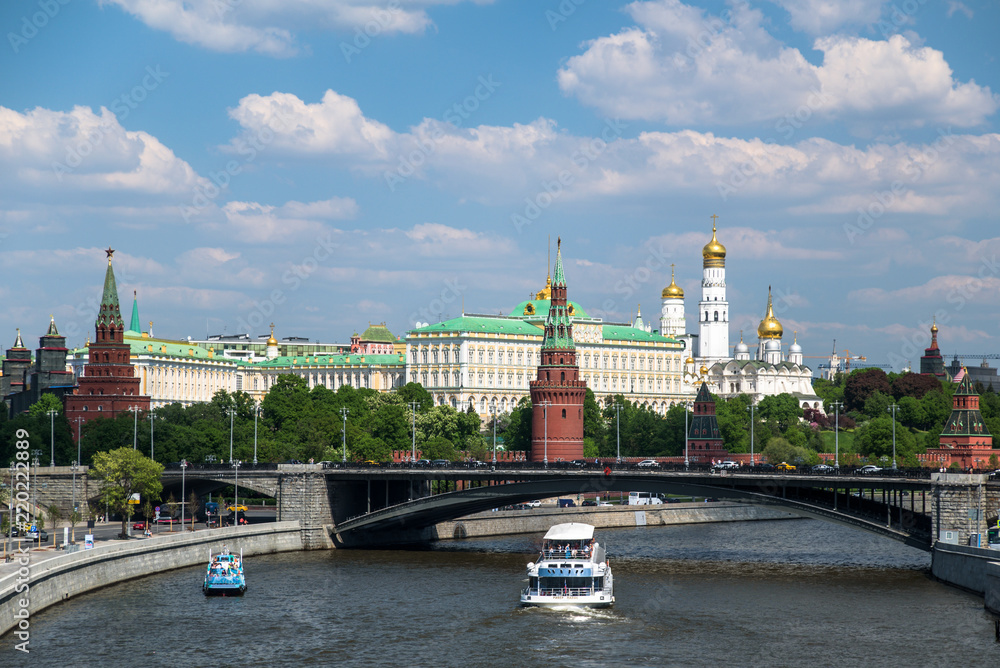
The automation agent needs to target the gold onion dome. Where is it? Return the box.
[661,265,684,299]
[702,218,726,266]
[267,323,278,346]
[757,287,783,339]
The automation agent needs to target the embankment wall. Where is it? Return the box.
[0,521,304,639]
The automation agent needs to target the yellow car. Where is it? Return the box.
[226,504,248,512]
[774,462,796,472]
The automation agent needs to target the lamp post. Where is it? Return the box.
[70,459,79,541]
[541,400,550,468]
[613,402,622,463]
[830,401,843,469]
[231,460,241,526]
[30,451,40,529]
[684,403,690,470]
[228,407,235,464]
[408,402,419,466]
[74,417,82,468]
[253,401,260,465]
[147,412,160,462]
[180,460,188,531]
[888,403,899,469]
[340,408,349,463]
[491,401,498,467]
[47,409,57,466]
[747,402,756,466]
[130,405,138,450]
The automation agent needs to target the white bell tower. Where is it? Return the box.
[698,216,729,364]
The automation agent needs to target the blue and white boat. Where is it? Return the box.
[520,523,614,608]
[203,546,246,596]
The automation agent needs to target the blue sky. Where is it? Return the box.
[1,0,998,373]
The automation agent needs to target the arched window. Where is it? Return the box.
[562,409,566,418]
[714,311,719,321]
[561,371,565,381]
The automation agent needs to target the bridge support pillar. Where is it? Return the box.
[277,473,334,549]
[930,473,995,547]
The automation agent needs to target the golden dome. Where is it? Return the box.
[757,287,783,339]
[661,264,684,299]
[535,274,552,300]
[699,365,708,375]
[267,322,278,347]
[685,356,694,365]
[702,217,726,267]
[930,317,938,334]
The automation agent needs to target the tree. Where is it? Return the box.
[757,393,803,434]
[863,391,892,420]
[91,447,164,538]
[891,373,943,400]
[844,368,891,413]
[761,437,818,467]
[420,435,457,461]
[504,398,533,452]
[47,504,62,544]
[854,416,916,461]
[397,382,433,412]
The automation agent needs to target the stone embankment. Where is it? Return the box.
[0,521,305,638]
[433,501,796,540]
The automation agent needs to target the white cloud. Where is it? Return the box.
[212,196,358,243]
[0,105,207,199]
[101,0,458,56]
[556,0,998,129]
[947,2,973,19]
[847,275,1000,304]
[767,0,883,35]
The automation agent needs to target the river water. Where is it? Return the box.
[4,519,1000,667]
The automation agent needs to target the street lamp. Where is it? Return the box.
[7,462,14,560]
[180,460,188,532]
[253,401,260,465]
[746,402,756,466]
[541,400,550,468]
[489,400,498,466]
[231,460,241,526]
[408,402,418,466]
[148,412,160,461]
[830,401,843,469]
[30,451,40,529]
[340,408,349,463]
[47,409,58,466]
[228,407,235,464]
[888,403,899,469]
[74,417,83,468]
[684,403,690,470]
[70,459,79,542]
[613,402,623,463]
[129,405,139,450]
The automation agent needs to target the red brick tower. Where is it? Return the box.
[65,249,150,438]
[529,239,586,462]
[927,370,994,468]
[687,381,727,461]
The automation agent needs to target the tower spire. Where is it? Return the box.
[130,289,141,333]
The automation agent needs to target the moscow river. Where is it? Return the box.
[4,519,1000,667]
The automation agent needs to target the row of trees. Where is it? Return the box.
[2,370,996,472]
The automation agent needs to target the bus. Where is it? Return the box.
[627,491,663,506]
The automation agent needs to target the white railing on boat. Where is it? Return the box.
[522,587,609,597]
[539,550,595,561]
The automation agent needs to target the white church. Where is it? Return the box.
[654,218,824,411]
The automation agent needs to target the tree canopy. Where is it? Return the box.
[91,447,164,538]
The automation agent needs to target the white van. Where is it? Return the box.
[627,491,663,506]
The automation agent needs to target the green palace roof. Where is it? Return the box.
[358,323,397,343]
[601,324,681,345]
[410,315,544,336]
[509,299,589,320]
[255,353,404,368]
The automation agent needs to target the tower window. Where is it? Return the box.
[562,409,566,418]
[714,311,719,321]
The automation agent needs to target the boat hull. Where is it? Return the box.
[520,594,614,608]
[203,584,246,597]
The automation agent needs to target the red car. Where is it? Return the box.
[132,521,147,530]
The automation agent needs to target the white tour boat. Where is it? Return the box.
[520,522,614,608]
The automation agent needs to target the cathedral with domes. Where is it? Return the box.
[660,218,823,411]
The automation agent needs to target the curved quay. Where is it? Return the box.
[0,521,305,638]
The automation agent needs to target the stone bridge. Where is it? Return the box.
[17,465,1000,552]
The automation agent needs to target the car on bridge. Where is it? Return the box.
[810,464,835,473]
[431,459,450,467]
[712,461,739,470]
[774,462,796,472]
[857,464,882,474]
[637,459,660,468]
[414,459,432,467]
[227,504,248,512]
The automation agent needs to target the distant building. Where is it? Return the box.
[3,318,75,416]
[686,381,727,462]
[529,239,585,463]
[926,371,994,469]
[64,249,151,434]
[919,319,946,377]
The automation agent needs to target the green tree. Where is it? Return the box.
[504,398,533,452]
[757,393,803,434]
[844,368,891,413]
[420,435,457,461]
[91,447,164,538]
[897,396,927,430]
[863,391,892,420]
[397,382,433,412]
[890,373,943,400]
[854,416,916,461]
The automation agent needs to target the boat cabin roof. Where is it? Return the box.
[543,523,595,541]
